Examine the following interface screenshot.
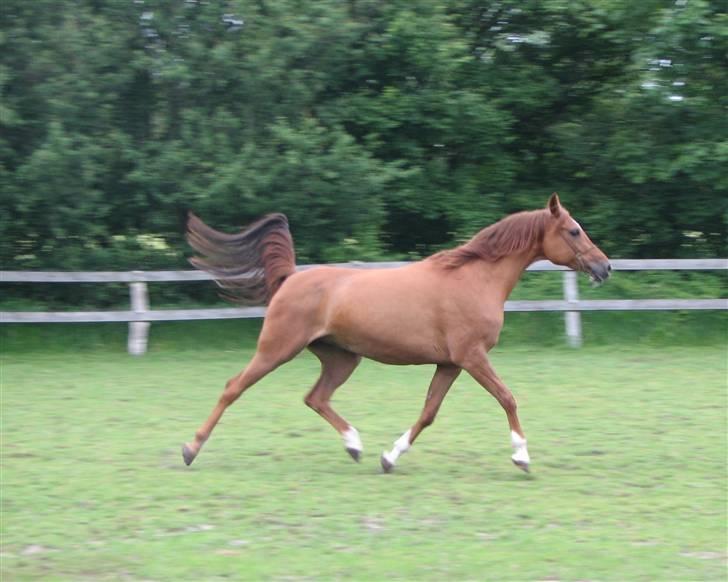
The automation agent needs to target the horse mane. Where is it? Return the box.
[187,213,296,305]
[430,209,549,269]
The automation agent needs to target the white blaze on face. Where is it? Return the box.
[382,429,412,467]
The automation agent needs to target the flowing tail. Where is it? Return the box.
[187,213,296,305]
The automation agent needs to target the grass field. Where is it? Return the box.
[1,325,727,580]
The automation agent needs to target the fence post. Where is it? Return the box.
[128,276,150,355]
[563,270,582,348]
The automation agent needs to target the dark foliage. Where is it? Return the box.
[2,1,725,307]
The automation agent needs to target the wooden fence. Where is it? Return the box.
[2,259,726,353]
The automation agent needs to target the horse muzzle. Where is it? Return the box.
[587,260,612,285]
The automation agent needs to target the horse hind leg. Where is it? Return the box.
[305,343,362,461]
[381,365,460,473]
[182,352,278,465]
[182,320,309,466]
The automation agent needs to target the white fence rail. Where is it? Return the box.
[2,259,726,353]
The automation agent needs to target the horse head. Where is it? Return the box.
[541,193,611,284]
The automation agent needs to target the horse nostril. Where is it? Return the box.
[607,263,612,272]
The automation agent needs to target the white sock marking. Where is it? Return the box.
[510,430,530,465]
[343,426,362,453]
[382,429,412,467]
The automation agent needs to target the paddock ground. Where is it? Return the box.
[1,326,726,580]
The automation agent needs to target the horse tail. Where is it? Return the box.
[187,212,296,305]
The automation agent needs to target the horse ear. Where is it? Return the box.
[548,193,561,217]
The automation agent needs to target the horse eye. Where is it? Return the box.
[569,228,580,237]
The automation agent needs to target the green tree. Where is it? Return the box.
[1,0,725,290]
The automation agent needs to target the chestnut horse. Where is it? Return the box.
[182,194,610,472]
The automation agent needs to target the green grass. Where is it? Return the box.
[1,330,727,580]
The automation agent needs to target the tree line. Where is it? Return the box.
[1,0,725,277]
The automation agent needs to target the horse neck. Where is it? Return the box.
[475,245,542,303]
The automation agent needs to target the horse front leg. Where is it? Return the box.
[462,352,531,472]
[381,365,461,472]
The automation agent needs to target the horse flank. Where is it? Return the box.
[430,209,549,269]
[186,212,295,305]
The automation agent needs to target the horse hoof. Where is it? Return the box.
[512,458,530,473]
[380,453,394,473]
[182,443,197,466]
[346,448,361,463]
